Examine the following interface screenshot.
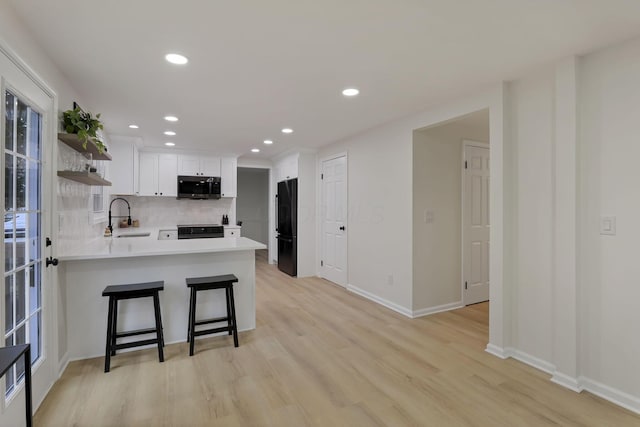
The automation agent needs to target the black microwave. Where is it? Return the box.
[177,175,221,199]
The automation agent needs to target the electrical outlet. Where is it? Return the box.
[600,216,616,235]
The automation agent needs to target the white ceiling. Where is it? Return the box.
[9,1,640,159]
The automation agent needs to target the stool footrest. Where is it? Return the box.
[114,338,159,351]
[194,316,229,326]
[115,327,158,339]
[193,326,232,337]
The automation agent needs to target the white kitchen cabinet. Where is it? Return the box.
[108,137,139,195]
[178,154,220,176]
[275,154,298,182]
[220,157,237,197]
[224,226,241,238]
[139,152,178,196]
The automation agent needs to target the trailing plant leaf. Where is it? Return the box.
[61,106,106,153]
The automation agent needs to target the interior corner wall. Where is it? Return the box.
[508,68,556,364]
[411,120,489,313]
[318,88,501,316]
[578,36,640,404]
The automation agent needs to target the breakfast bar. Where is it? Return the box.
[58,229,266,361]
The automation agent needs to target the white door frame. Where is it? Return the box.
[461,140,490,305]
[318,152,348,286]
[0,39,59,415]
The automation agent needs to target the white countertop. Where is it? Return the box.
[59,227,266,261]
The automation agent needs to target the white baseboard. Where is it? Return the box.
[346,284,413,318]
[485,343,508,359]
[551,372,582,393]
[412,301,464,318]
[484,347,640,415]
[57,353,70,378]
[580,376,640,415]
[506,347,555,375]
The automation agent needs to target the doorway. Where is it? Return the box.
[412,109,490,315]
[463,141,490,305]
[236,167,269,245]
[1,45,56,420]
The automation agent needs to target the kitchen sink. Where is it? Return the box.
[116,232,151,238]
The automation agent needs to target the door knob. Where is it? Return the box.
[339,226,345,231]
[46,257,59,267]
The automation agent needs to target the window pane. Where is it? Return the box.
[5,153,14,211]
[28,212,40,263]
[16,156,26,209]
[4,335,14,395]
[28,160,40,211]
[5,91,14,151]
[4,213,14,271]
[16,223,26,269]
[4,275,13,334]
[28,108,41,160]
[15,324,26,382]
[29,263,40,315]
[29,312,41,363]
[16,98,27,155]
[16,270,26,325]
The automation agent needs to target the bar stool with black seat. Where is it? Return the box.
[186,274,238,356]
[102,281,165,372]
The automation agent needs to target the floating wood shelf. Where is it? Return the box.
[58,133,112,160]
[57,171,112,186]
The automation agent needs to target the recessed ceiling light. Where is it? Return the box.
[165,53,188,65]
[263,140,273,145]
[129,124,139,129]
[164,131,176,136]
[165,142,175,147]
[164,115,179,122]
[342,88,360,97]
[281,128,293,134]
[251,148,260,153]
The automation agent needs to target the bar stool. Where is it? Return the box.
[186,274,239,356]
[102,281,165,372]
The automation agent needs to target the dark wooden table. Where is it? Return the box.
[0,344,32,427]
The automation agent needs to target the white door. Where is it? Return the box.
[1,47,56,421]
[138,152,158,196]
[320,155,347,287]
[463,143,490,305]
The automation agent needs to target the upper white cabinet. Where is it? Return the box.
[108,137,139,195]
[139,152,178,197]
[220,157,237,198]
[274,153,298,182]
[178,154,220,176]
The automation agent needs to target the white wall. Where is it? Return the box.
[412,113,489,312]
[509,68,556,364]
[237,168,269,244]
[579,37,640,406]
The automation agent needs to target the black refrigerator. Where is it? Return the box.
[277,178,297,276]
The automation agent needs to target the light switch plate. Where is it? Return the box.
[600,216,616,235]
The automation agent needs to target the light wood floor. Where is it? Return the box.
[35,250,640,426]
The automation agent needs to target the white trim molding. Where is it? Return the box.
[485,343,508,359]
[551,372,582,393]
[347,284,413,318]
[579,377,640,415]
[412,301,464,318]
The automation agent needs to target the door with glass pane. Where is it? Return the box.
[4,89,44,398]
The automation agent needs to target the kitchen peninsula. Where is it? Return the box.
[58,229,266,361]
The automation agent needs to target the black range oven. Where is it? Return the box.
[177,224,224,239]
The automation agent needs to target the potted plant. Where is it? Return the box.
[61,106,106,153]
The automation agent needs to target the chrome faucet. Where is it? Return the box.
[108,197,132,234]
